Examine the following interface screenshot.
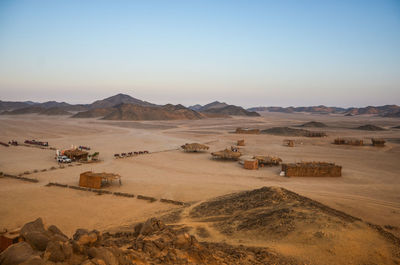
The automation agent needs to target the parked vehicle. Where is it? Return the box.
[57,155,71,163]
[25,139,48,146]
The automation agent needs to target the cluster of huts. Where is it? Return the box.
[181,140,342,177]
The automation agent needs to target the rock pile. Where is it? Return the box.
[0,217,292,265]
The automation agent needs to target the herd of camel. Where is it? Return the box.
[114,151,149,158]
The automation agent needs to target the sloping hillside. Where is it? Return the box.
[202,105,260,117]
[0,100,35,111]
[71,108,114,118]
[298,121,328,127]
[199,101,229,111]
[102,103,204,120]
[249,105,400,117]
[185,187,400,265]
[261,127,309,136]
[1,187,399,264]
[355,124,386,131]
[0,106,71,115]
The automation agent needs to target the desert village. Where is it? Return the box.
[0,102,400,264]
[1,0,400,262]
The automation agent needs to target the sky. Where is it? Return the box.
[0,0,399,108]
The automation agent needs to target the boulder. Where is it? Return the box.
[22,231,50,251]
[20,218,50,251]
[18,256,44,265]
[43,241,72,262]
[20,218,46,236]
[87,247,118,265]
[138,218,165,236]
[73,229,100,246]
[47,225,68,242]
[91,259,107,265]
[0,242,34,265]
[81,260,95,265]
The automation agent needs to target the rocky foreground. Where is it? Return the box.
[1,187,400,265]
[0,217,294,265]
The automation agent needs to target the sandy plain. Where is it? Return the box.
[0,112,400,263]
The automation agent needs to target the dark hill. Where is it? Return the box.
[89,93,157,109]
[103,104,203,120]
[1,106,71,115]
[355,124,385,131]
[202,105,260,117]
[199,101,229,111]
[298,121,327,128]
[188,104,203,111]
[261,127,308,136]
[73,103,204,120]
[0,100,35,111]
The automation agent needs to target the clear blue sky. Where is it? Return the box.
[0,0,399,107]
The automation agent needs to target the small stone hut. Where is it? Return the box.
[79,171,121,189]
[244,159,258,170]
[283,140,295,147]
[237,139,245,146]
[253,155,282,166]
[334,138,364,146]
[371,138,385,147]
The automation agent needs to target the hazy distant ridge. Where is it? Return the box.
[248,105,400,117]
[1,95,398,118]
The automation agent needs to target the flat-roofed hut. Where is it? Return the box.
[211,149,242,161]
[305,131,327,137]
[237,139,245,146]
[283,139,295,147]
[181,143,209,152]
[282,162,342,177]
[64,149,88,161]
[244,159,258,170]
[333,138,364,146]
[79,171,121,189]
[371,138,385,147]
[253,155,282,166]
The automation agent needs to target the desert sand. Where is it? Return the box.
[1,113,400,264]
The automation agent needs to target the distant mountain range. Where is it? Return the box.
[248,105,400,117]
[0,95,259,119]
[0,106,72,116]
[1,95,398,119]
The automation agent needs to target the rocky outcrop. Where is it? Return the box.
[0,242,34,265]
[0,217,293,265]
